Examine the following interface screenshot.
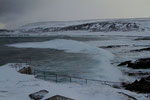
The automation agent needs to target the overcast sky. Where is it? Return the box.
[0,0,150,29]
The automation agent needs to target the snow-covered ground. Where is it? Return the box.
[0,64,148,100]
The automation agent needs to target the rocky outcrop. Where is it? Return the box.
[131,47,150,52]
[100,45,128,49]
[0,29,14,33]
[18,67,32,74]
[45,95,74,100]
[118,61,132,66]
[123,76,150,93]
[19,27,60,33]
[60,22,143,32]
[19,21,146,33]
[118,58,150,69]
[29,90,49,100]
[118,92,137,100]
[134,37,150,40]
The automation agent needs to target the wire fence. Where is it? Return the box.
[32,69,122,87]
[10,58,123,87]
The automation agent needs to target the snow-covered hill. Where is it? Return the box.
[18,18,150,33]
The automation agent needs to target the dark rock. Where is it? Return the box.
[0,29,14,33]
[59,21,143,32]
[18,67,32,75]
[131,47,150,52]
[29,90,49,100]
[45,95,74,100]
[21,21,145,33]
[118,61,132,66]
[123,76,150,93]
[100,45,128,49]
[134,37,150,40]
[125,71,150,76]
[145,76,150,80]
[118,58,150,69]
[118,92,137,100]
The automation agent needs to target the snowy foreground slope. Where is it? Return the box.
[0,64,148,100]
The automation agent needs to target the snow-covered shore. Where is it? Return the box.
[0,64,148,100]
[7,39,122,82]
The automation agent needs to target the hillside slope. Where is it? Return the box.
[18,18,150,33]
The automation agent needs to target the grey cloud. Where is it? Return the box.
[0,0,150,29]
[0,0,33,15]
[0,0,38,28]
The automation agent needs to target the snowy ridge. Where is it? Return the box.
[18,18,150,33]
[60,21,143,32]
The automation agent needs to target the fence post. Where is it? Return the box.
[85,79,87,84]
[56,74,58,83]
[26,59,28,67]
[18,64,20,71]
[29,58,31,65]
[26,67,28,74]
[70,77,72,83]
[33,69,35,76]
[44,71,46,80]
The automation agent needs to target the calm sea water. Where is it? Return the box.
[0,36,107,79]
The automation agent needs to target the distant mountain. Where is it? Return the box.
[59,22,143,32]
[18,18,150,33]
[0,29,14,33]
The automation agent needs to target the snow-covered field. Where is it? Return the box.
[0,64,148,100]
